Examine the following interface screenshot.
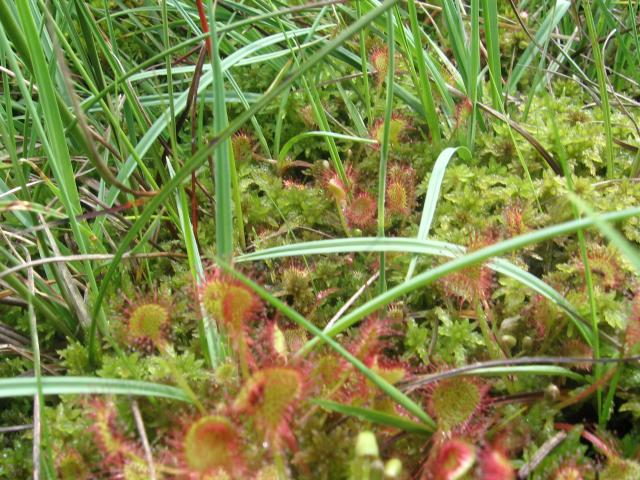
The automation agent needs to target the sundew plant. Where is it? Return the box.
[1,0,640,478]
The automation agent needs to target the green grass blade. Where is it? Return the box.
[406,146,470,281]
[209,1,235,259]
[219,263,436,429]
[440,0,469,83]
[376,7,395,293]
[0,377,192,402]
[507,0,571,93]
[89,0,401,360]
[482,0,502,108]
[298,208,640,353]
[467,0,480,147]
[313,399,432,434]
[406,0,441,141]
[582,0,615,178]
[356,0,373,124]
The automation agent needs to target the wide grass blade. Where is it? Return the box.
[406,0,441,141]
[208,1,234,260]
[0,377,192,401]
[238,236,597,345]
[482,0,502,108]
[406,146,471,281]
[297,208,640,353]
[506,0,571,94]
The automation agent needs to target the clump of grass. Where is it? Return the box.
[1,0,640,477]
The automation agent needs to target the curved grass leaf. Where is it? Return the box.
[278,131,376,166]
[458,365,585,382]
[313,399,432,434]
[217,262,436,429]
[406,146,471,280]
[403,364,586,391]
[236,234,602,346]
[507,0,571,93]
[0,377,192,402]
[296,207,640,353]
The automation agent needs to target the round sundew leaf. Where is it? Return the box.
[387,181,408,215]
[600,458,640,480]
[370,47,389,81]
[346,193,376,228]
[183,415,243,475]
[200,279,226,320]
[433,438,476,480]
[222,284,257,330]
[201,274,259,333]
[480,448,515,480]
[234,367,303,441]
[232,132,253,165]
[128,303,169,343]
[429,377,482,432]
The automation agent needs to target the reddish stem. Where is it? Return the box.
[195,0,212,54]
[191,172,199,236]
[555,423,615,457]
[193,0,211,236]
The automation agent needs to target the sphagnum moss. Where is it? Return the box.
[2,1,640,478]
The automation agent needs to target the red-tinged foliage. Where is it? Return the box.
[345,191,377,229]
[87,398,150,478]
[552,460,588,480]
[252,321,289,366]
[386,164,416,217]
[231,131,254,166]
[310,353,350,397]
[503,201,526,237]
[422,437,476,480]
[370,46,389,86]
[525,294,555,341]
[574,244,625,291]
[555,424,618,458]
[454,98,473,130]
[233,366,307,451]
[121,294,172,353]
[200,268,264,376]
[348,317,391,363]
[320,164,357,204]
[179,415,246,479]
[369,113,412,149]
[56,448,90,480]
[561,339,593,371]
[479,447,515,480]
[440,230,498,307]
[88,399,130,461]
[199,269,262,333]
